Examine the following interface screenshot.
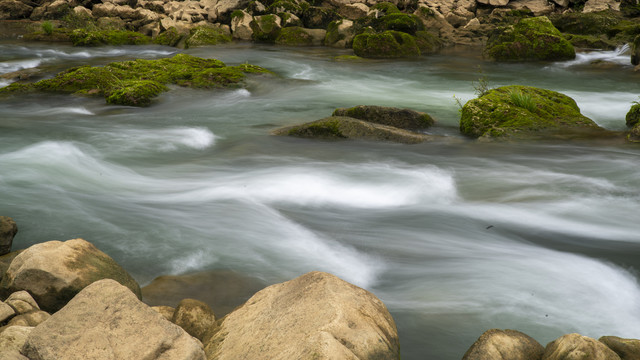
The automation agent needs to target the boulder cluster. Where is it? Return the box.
[463,328,640,360]
[0,217,401,360]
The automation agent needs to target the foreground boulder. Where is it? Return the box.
[543,333,621,360]
[0,54,272,106]
[22,279,206,360]
[0,217,17,256]
[625,102,640,142]
[460,85,609,140]
[599,336,640,360]
[485,16,575,61]
[273,116,432,144]
[332,105,434,131]
[204,271,400,359]
[462,329,544,360]
[0,238,140,313]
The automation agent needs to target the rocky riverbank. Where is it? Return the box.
[2,216,640,359]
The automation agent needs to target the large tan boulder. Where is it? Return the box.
[583,0,619,13]
[204,271,400,360]
[0,217,17,256]
[0,238,141,313]
[543,334,621,360]
[598,336,640,360]
[230,10,253,40]
[0,350,29,360]
[4,291,39,315]
[22,279,206,360]
[462,329,545,360]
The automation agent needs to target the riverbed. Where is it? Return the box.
[1,41,639,359]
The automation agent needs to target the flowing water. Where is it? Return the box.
[1,41,640,359]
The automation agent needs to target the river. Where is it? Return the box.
[1,41,639,359]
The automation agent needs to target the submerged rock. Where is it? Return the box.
[273,116,432,144]
[485,16,575,61]
[332,105,434,131]
[171,298,216,342]
[460,85,610,140]
[599,336,640,360]
[204,271,400,360]
[462,329,544,360]
[0,54,272,107]
[0,238,140,313]
[543,333,621,360]
[0,217,17,256]
[22,279,206,360]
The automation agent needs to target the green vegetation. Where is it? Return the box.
[460,85,602,139]
[153,27,184,47]
[289,118,346,138]
[69,29,151,46]
[250,14,282,43]
[415,31,441,54]
[275,26,313,46]
[0,54,272,107]
[375,13,424,35]
[625,102,640,128]
[352,30,420,58]
[41,21,54,35]
[371,2,400,14]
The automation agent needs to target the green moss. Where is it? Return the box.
[275,26,313,45]
[251,14,282,42]
[301,6,339,29]
[325,20,344,45]
[153,27,184,47]
[184,26,232,48]
[621,0,640,17]
[550,10,621,35]
[61,11,98,30]
[371,2,400,14]
[300,118,346,138]
[417,6,434,18]
[231,10,246,19]
[1,54,272,106]
[460,85,602,139]
[333,55,366,61]
[106,80,167,106]
[70,29,151,46]
[375,13,424,35]
[415,30,441,54]
[352,30,420,58]
[625,103,640,128]
[563,33,617,50]
[485,16,575,61]
[268,0,302,14]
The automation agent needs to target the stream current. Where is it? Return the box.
[1,41,640,359]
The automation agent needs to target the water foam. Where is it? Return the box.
[556,44,631,68]
[90,126,217,153]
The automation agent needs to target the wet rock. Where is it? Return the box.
[22,279,206,360]
[172,298,216,342]
[460,85,611,140]
[204,271,400,360]
[0,217,17,256]
[543,333,621,360]
[599,336,640,360]
[462,329,545,360]
[485,16,575,61]
[0,238,141,313]
[0,326,32,354]
[0,0,33,20]
[333,105,435,130]
[142,270,265,318]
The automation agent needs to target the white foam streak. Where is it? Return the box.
[90,126,216,152]
[556,44,631,67]
[0,59,41,74]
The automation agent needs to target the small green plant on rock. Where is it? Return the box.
[508,89,537,112]
[41,21,54,35]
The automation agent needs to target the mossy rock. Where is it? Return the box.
[0,54,272,106]
[625,103,640,128]
[332,54,366,61]
[352,30,420,58]
[69,29,151,46]
[621,0,640,17]
[485,16,575,62]
[563,34,617,50]
[250,14,282,42]
[105,80,167,106]
[371,2,400,14]
[153,27,184,47]
[272,116,431,144]
[415,30,441,54]
[275,26,313,45]
[301,6,340,29]
[185,26,232,48]
[267,0,302,15]
[23,27,74,42]
[632,34,640,65]
[332,105,434,131]
[628,123,640,142]
[374,13,424,35]
[460,85,606,140]
[550,10,621,36]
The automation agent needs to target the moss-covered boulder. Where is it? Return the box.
[374,13,425,35]
[485,16,575,61]
[69,29,151,46]
[0,54,272,106]
[275,26,313,45]
[184,25,232,48]
[550,10,621,36]
[563,34,618,50]
[352,30,420,58]
[460,85,607,140]
[152,27,184,47]
[632,34,640,65]
[621,0,640,17]
[273,116,431,143]
[250,14,281,42]
[625,102,640,128]
[371,2,400,15]
[300,6,340,29]
[332,105,434,131]
[324,19,355,48]
[415,30,441,54]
